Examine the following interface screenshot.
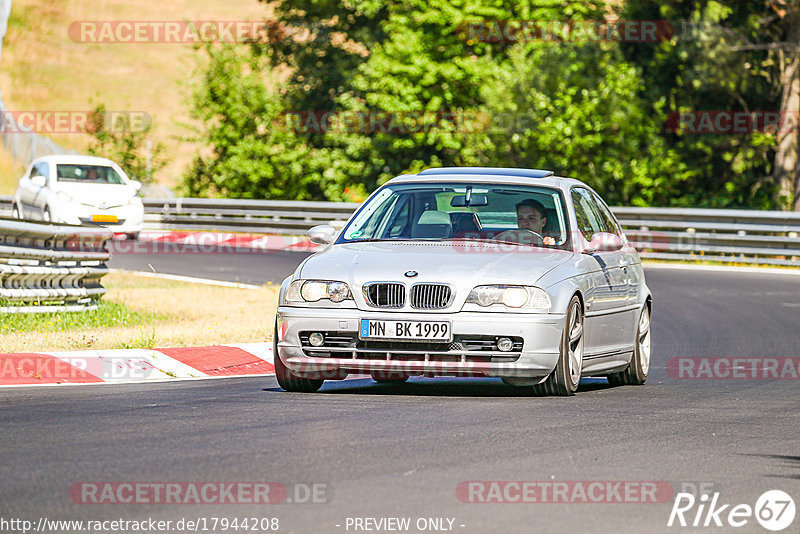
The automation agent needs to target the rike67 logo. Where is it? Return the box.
[668,490,795,531]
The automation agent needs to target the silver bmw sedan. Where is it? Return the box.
[274,167,652,396]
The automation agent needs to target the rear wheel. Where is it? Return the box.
[533,295,584,396]
[608,305,650,386]
[273,323,323,393]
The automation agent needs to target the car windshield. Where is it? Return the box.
[339,182,570,249]
[56,164,124,184]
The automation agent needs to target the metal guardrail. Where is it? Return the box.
[1,196,799,266]
[614,207,800,266]
[141,198,358,234]
[0,218,112,313]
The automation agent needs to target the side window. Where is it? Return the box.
[591,192,622,237]
[571,188,606,240]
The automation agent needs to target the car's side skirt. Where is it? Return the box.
[582,349,633,376]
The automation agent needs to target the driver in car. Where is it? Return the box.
[514,198,556,245]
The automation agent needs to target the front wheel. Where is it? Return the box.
[273,323,323,393]
[533,295,584,396]
[608,305,650,386]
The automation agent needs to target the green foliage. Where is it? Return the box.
[183,43,365,200]
[86,103,169,184]
[619,0,785,208]
[476,43,689,206]
[182,0,789,208]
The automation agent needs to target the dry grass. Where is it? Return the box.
[0,144,25,193]
[0,272,279,353]
[0,0,272,191]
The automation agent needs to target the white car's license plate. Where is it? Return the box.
[360,319,452,341]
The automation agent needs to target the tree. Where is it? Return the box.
[183,43,366,200]
[86,103,168,183]
[477,42,688,206]
[620,0,797,209]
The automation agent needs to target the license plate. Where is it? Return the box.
[359,319,452,341]
[91,214,118,223]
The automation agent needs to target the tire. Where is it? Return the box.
[371,372,409,384]
[533,295,584,396]
[126,233,139,241]
[608,305,651,386]
[273,322,323,393]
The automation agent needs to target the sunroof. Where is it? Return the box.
[418,167,554,179]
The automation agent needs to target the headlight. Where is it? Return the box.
[55,191,75,203]
[466,285,551,310]
[127,196,142,205]
[286,280,353,304]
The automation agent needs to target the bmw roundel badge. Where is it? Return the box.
[404,271,418,278]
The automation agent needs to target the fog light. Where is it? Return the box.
[308,332,325,347]
[496,337,514,352]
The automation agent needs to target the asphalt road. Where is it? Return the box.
[108,249,313,285]
[2,262,800,534]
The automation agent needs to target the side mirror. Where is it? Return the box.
[129,180,142,192]
[306,224,336,245]
[587,232,623,252]
[31,175,47,188]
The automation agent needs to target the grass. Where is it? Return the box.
[0,272,279,353]
[0,0,272,193]
[0,144,26,193]
[0,300,162,333]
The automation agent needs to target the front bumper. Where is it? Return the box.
[276,307,564,379]
[53,203,144,233]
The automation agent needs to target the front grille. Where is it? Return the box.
[410,284,452,309]
[363,282,405,308]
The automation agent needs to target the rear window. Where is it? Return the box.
[56,165,124,184]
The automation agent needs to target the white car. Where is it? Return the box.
[11,155,144,239]
[275,167,652,396]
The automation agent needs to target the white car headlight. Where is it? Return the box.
[55,191,75,203]
[286,280,353,304]
[466,285,551,310]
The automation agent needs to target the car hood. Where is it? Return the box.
[54,182,136,207]
[299,241,575,288]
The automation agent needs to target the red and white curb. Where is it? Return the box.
[0,342,275,387]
